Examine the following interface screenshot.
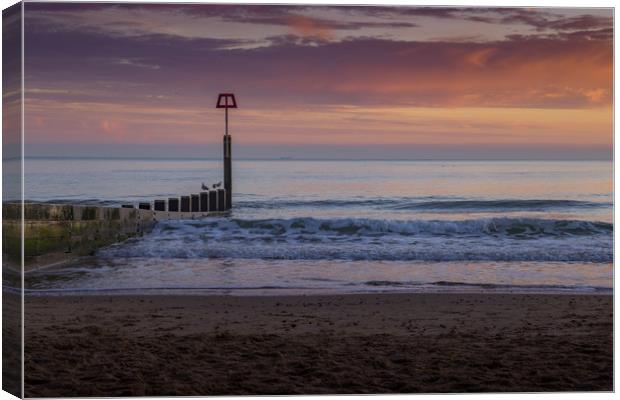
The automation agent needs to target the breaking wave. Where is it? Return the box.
[97,217,613,262]
[206,216,612,236]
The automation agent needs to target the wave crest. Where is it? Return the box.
[97,216,613,262]
[198,216,612,237]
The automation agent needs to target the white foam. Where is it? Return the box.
[97,217,613,262]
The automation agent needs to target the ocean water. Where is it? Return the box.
[22,158,613,295]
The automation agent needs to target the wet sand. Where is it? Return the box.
[24,292,612,396]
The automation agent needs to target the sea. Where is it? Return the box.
[19,158,613,295]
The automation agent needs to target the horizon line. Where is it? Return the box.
[17,156,614,162]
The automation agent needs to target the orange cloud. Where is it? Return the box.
[287,14,333,40]
[464,48,497,67]
[100,119,126,138]
[316,38,611,108]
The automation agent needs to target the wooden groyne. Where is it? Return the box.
[3,201,228,272]
[3,93,238,273]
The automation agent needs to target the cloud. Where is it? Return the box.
[497,9,612,32]
[360,6,612,30]
[112,58,161,70]
[287,15,333,40]
[25,3,418,43]
[24,2,614,54]
[19,3,612,160]
[100,119,125,137]
[23,17,612,111]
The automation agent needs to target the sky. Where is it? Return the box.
[18,2,614,159]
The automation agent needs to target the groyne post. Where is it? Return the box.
[154,200,166,211]
[180,196,190,212]
[208,191,217,212]
[191,194,200,212]
[168,198,179,212]
[217,188,226,211]
[200,191,209,212]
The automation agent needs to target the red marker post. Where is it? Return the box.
[216,93,237,210]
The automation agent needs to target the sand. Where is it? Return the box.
[3,292,22,397]
[24,292,612,396]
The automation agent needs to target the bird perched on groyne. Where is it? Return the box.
[201,182,209,191]
[212,182,222,189]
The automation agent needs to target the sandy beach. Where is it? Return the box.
[3,292,22,397]
[24,292,612,396]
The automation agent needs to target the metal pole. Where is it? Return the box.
[217,93,235,211]
[223,108,232,210]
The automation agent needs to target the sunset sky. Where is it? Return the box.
[21,3,613,159]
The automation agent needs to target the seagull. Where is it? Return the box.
[201,182,209,191]
[213,181,222,189]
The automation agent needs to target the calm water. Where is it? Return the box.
[21,158,613,295]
